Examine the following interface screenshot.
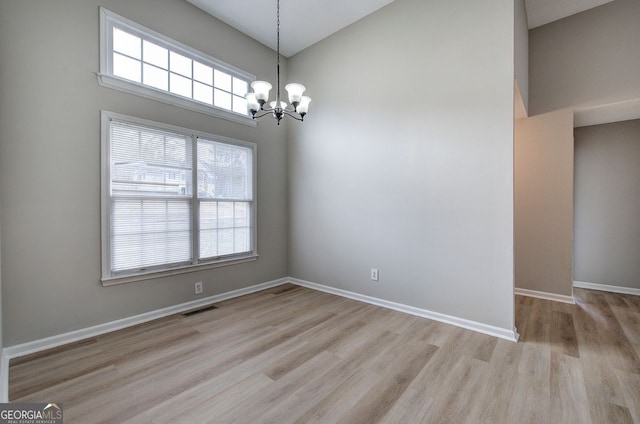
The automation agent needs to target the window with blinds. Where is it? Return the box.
[102,112,256,282]
[98,8,256,127]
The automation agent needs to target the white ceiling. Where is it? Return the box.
[187,0,617,56]
[524,0,615,29]
[185,0,394,57]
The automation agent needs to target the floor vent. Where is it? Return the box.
[180,304,218,317]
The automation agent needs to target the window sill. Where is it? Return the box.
[97,73,257,127]
[101,254,259,287]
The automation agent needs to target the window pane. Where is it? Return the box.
[232,96,248,115]
[214,89,231,110]
[200,202,218,231]
[110,121,192,197]
[193,61,213,85]
[198,201,250,259]
[111,198,192,272]
[170,51,192,78]
[143,64,168,91]
[197,140,252,200]
[143,40,168,69]
[165,136,188,167]
[193,81,213,105]
[170,73,192,98]
[199,228,218,258]
[214,69,231,91]
[234,227,250,253]
[111,125,139,162]
[199,202,217,258]
[140,132,164,163]
[113,53,141,83]
[218,202,234,228]
[218,229,234,256]
[113,28,141,59]
[232,77,248,96]
[235,202,249,227]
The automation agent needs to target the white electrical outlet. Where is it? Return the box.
[194,281,203,295]
[371,268,379,281]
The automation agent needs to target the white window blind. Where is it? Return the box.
[197,138,253,260]
[110,121,193,273]
[102,112,257,282]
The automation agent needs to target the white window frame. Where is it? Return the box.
[101,110,258,286]
[98,7,257,127]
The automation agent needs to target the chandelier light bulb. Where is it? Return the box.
[269,100,288,110]
[245,93,260,113]
[285,83,306,107]
[250,81,272,103]
[297,96,311,116]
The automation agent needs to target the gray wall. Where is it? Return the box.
[0,0,288,346]
[515,109,574,296]
[574,119,640,289]
[529,0,640,115]
[515,0,529,112]
[287,0,516,331]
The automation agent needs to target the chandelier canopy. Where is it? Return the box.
[245,0,311,125]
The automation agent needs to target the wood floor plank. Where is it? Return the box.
[577,327,629,421]
[128,372,274,424]
[292,367,381,424]
[507,343,551,424]
[405,327,473,396]
[419,357,488,423]
[9,286,640,424]
[612,305,640,346]
[550,309,580,358]
[550,351,591,424]
[336,342,438,424]
[615,369,640,424]
[213,350,341,424]
[262,320,368,381]
[377,382,434,424]
[620,294,640,313]
[466,331,499,362]
[521,297,551,345]
[605,403,635,424]
[469,339,523,423]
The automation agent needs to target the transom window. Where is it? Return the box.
[101,111,257,284]
[99,8,256,126]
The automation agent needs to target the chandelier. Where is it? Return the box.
[245,0,311,125]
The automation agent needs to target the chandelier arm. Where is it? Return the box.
[252,109,303,122]
[252,111,274,119]
[282,110,304,121]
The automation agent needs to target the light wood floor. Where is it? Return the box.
[10,285,640,423]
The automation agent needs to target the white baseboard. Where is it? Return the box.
[573,281,640,296]
[1,277,289,372]
[514,287,575,304]
[289,278,519,342]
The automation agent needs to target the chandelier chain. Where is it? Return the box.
[276,0,281,105]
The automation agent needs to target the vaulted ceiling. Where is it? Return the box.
[186,0,615,57]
